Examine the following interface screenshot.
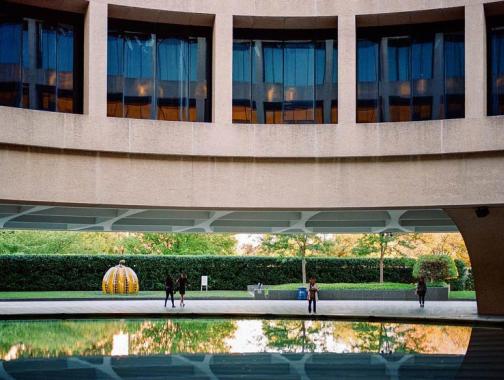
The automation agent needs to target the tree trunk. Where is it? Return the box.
[302,256,307,285]
[379,240,385,284]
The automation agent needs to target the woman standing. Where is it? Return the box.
[177,273,188,307]
[416,277,427,308]
[164,275,175,308]
[307,276,319,314]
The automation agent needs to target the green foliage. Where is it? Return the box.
[0,231,237,256]
[465,268,475,291]
[122,233,237,255]
[447,259,467,291]
[412,254,459,282]
[269,282,414,290]
[259,234,334,257]
[352,233,418,257]
[0,255,416,291]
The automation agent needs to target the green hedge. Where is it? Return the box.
[0,255,417,291]
[448,259,468,291]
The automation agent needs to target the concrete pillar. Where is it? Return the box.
[465,4,487,118]
[445,207,504,315]
[84,0,108,117]
[212,13,233,124]
[338,15,356,124]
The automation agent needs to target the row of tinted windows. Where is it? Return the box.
[1,7,504,122]
[107,21,211,122]
[232,36,338,124]
[356,24,465,123]
[0,5,82,113]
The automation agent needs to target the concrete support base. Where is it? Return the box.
[445,207,504,316]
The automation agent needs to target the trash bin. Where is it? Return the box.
[297,287,307,300]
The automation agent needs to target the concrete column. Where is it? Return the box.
[445,207,504,315]
[212,13,233,124]
[84,0,108,117]
[338,15,356,124]
[465,4,487,119]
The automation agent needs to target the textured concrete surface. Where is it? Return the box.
[446,207,504,316]
[0,300,502,325]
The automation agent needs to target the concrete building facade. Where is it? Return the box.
[0,0,503,314]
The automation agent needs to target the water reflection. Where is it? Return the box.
[0,319,471,360]
[1,320,502,379]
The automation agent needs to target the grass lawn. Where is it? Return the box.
[449,290,476,300]
[0,290,252,300]
[269,282,415,291]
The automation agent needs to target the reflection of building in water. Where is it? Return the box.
[111,331,129,356]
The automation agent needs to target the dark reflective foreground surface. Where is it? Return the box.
[0,319,502,379]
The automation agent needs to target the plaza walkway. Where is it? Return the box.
[1,299,503,325]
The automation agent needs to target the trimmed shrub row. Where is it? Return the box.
[0,255,423,291]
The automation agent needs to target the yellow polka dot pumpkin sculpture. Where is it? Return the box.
[102,260,139,294]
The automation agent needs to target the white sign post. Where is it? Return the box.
[201,275,208,291]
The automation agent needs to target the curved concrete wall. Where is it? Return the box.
[1,0,503,210]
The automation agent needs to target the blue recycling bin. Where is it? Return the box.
[297,287,307,300]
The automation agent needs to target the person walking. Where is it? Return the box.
[177,273,188,307]
[164,275,175,308]
[416,276,427,307]
[307,276,319,314]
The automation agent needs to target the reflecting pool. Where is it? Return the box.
[0,319,502,379]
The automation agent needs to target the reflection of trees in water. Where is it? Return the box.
[0,319,237,360]
[0,320,126,359]
[128,319,237,354]
[333,322,471,354]
[262,320,332,353]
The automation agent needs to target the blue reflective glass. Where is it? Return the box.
[157,38,186,81]
[315,43,325,85]
[444,35,464,78]
[124,34,153,79]
[22,25,29,69]
[489,27,504,115]
[57,27,73,73]
[0,21,22,107]
[0,22,22,64]
[332,42,338,84]
[492,30,504,76]
[189,39,198,81]
[263,43,283,83]
[284,43,314,87]
[357,39,378,82]
[387,37,410,81]
[233,42,251,82]
[412,38,433,79]
[107,34,123,76]
[38,24,56,70]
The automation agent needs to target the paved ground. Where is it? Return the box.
[1,299,503,325]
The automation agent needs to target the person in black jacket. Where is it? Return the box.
[416,277,427,308]
[177,273,188,307]
[164,275,175,308]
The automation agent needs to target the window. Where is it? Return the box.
[357,22,464,123]
[488,20,504,116]
[0,4,82,113]
[233,29,338,124]
[107,20,211,122]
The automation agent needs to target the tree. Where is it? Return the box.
[413,254,458,283]
[352,233,420,283]
[259,234,334,284]
[121,233,237,256]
